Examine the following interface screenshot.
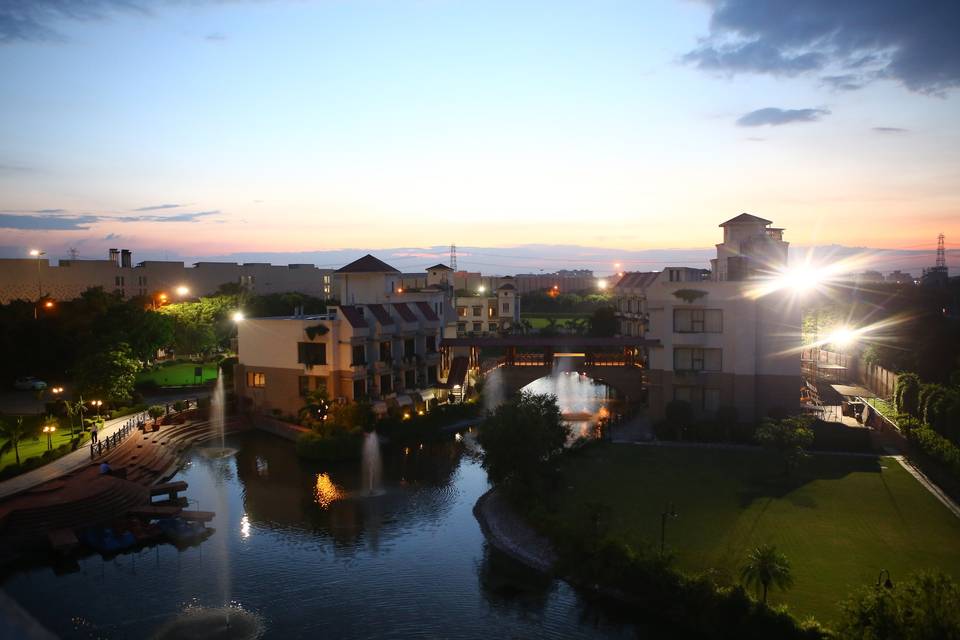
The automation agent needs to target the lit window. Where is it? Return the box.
[247,372,266,387]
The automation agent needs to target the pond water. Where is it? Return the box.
[4,431,654,639]
[522,365,621,440]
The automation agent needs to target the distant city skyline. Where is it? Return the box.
[1,1,958,257]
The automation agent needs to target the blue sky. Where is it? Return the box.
[1,0,958,262]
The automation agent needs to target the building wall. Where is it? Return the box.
[0,256,334,303]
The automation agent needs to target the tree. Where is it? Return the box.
[148,405,166,424]
[588,306,618,337]
[477,392,570,493]
[836,572,960,640]
[740,544,793,604]
[895,372,921,418]
[74,343,142,404]
[755,415,815,476]
[0,416,32,466]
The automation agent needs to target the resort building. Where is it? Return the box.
[235,255,450,417]
[454,280,521,336]
[0,249,334,303]
[613,213,800,421]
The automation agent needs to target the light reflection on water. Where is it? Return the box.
[521,365,620,440]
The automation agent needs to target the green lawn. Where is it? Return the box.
[521,313,589,329]
[554,444,960,624]
[136,362,219,387]
[0,415,88,469]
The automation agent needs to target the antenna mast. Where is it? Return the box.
[450,244,457,271]
[936,233,946,269]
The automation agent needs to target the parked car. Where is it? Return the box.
[13,377,47,391]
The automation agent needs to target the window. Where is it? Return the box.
[502,303,509,314]
[298,376,310,397]
[457,322,466,333]
[380,341,392,361]
[488,306,495,318]
[457,306,466,317]
[472,322,482,332]
[472,305,482,317]
[427,366,437,384]
[488,322,497,332]
[673,348,722,372]
[351,344,366,366]
[704,389,721,412]
[297,342,327,366]
[404,338,415,358]
[674,308,722,333]
[246,371,266,388]
[674,386,703,406]
[323,275,331,283]
[404,369,416,389]
[426,335,436,353]
[353,379,366,399]
[380,374,392,395]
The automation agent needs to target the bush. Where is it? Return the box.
[295,431,361,462]
[909,426,960,478]
[809,420,873,452]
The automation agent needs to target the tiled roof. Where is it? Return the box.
[445,356,469,387]
[339,305,369,328]
[719,213,772,226]
[426,263,453,271]
[497,283,515,290]
[366,304,394,325]
[414,301,440,321]
[392,302,417,322]
[335,254,400,273]
[612,271,659,291]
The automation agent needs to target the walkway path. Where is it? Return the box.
[0,410,150,501]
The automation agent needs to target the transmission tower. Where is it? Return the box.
[936,233,946,269]
[68,247,79,260]
[450,244,457,271]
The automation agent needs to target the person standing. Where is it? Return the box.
[91,423,98,444]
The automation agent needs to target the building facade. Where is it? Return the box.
[453,281,520,336]
[613,214,800,421]
[236,255,448,417]
[0,249,334,303]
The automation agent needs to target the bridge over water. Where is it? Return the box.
[439,335,661,401]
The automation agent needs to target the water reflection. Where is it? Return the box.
[4,431,644,639]
[521,361,621,440]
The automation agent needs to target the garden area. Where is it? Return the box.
[0,414,90,475]
[544,443,960,624]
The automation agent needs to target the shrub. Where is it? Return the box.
[909,427,960,478]
[295,431,361,462]
[173,400,187,412]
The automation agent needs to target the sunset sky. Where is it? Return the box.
[1,1,958,263]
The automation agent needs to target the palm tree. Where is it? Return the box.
[0,416,30,466]
[740,544,793,604]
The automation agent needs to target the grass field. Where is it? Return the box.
[521,313,589,329]
[554,444,960,623]
[0,415,88,469]
[136,362,219,387]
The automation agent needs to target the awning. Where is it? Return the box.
[396,394,413,407]
[372,401,388,414]
[419,389,435,401]
[830,384,877,399]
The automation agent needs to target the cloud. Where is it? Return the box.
[205,32,227,42]
[0,163,34,173]
[131,210,220,223]
[133,203,181,211]
[0,209,221,230]
[821,74,864,91]
[873,126,909,133]
[684,0,960,94]
[0,1,150,44]
[736,107,830,127]
[103,233,121,240]
[0,213,100,230]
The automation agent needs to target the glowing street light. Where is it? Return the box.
[175,285,190,297]
[826,326,857,349]
[29,249,45,319]
[232,311,245,322]
[477,285,486,294]
[597,279,608,290]
[42,424,56,451]
[44,300,55,309]
[92,399,103,417]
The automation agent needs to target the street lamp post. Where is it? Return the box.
[660,502,678,555]
[42,424,56,451]
[29,249,45,320]
[93,399,103,417]
[877,569,894,590]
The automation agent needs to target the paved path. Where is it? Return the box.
[0,410,150,501]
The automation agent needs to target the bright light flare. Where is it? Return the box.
[597,279,608,290]
[232,311,245,322]
[175,285,190,296]
[478,285,486,293]
[825,326,857,349]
